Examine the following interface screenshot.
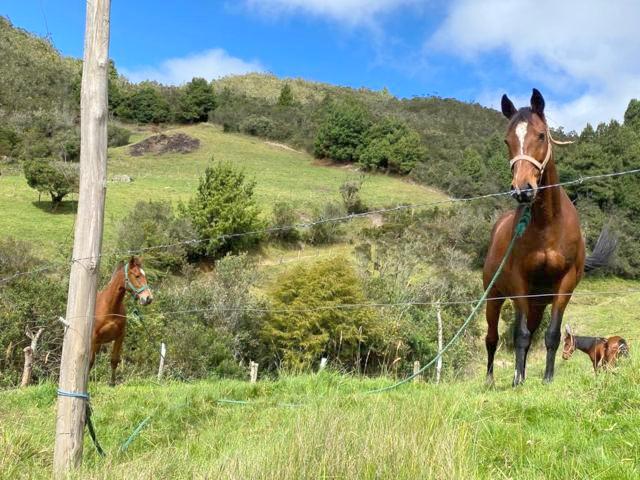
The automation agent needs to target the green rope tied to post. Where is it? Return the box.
[366,204,532,394]
[57,389,106,457]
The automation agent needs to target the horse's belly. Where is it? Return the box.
[95,320,123,344]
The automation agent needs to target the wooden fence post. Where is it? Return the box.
[21,327,44,387]
[436,304,443,384]
[157,343,166,381]
[249,361,259,384]
[413,360,421,383]
[319,357,328,372]
[53,0,111,475]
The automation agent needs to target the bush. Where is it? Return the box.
[0,125,20,157]
[261,257,384,371]
[240,115,275,138]
[313,100,371,163]
[116,200,195,273]
[277,83,295,106]
[23,159,79,208]
[182,160,263,258]
[269,201,300,243]
[304,202,345,245]
[339,177,368,214]
[107,124,132,147]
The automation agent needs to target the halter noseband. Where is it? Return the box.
[124,263,150,299]
[509,129,574,179]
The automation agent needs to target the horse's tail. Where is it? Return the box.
[585,226,617,273]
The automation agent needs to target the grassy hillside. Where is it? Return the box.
[0,123,445,260]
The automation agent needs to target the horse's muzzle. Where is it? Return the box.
[511,186,535,204]
[139,294,153,306]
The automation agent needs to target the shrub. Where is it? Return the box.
[339,176,368,214]
[107,124,132,147]
[0,125,20,157]
[313,100,371,163]
[182,160,263,258]
[23,159,79,208]
[116,200,195,273]
[240,115,274,138]
[269,201,300,243]
[261,257,383,371]
[303,202,345,245]
[277,83,295,106]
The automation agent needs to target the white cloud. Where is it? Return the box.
[244,0,417,27]
[428,0,640,131]
[121,49,264,85]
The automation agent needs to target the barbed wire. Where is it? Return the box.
[2,166,640,286]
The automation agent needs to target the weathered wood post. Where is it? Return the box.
[436,304,443,384]
[53,0,111,474]
[249,361,259,384]
[157,342,166,381]
[21,327,44,387]
[413,360,421,383]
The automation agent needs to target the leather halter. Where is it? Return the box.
[509,128,573,179]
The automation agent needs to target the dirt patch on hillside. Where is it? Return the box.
[264,141,301,153]
[129,133,200,157]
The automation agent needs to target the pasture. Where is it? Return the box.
[2,276,639,479]
[0,123,444,261]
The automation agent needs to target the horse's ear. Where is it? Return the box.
[501,94,517,119]
[530,88,545,118]
[129,256,136,267]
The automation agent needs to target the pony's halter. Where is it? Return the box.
[509,129,573,179]
[124,263,151,299]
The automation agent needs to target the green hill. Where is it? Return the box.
[0,123,445,260]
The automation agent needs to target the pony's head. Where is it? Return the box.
[501,88,551,204]
[124,256,153,306]
[562,324,575,360]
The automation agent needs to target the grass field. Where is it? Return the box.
[0,123,444,261]
[2,276,639,479]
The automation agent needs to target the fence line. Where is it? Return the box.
[2,166,640,286]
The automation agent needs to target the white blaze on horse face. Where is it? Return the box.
[515,122,528,155]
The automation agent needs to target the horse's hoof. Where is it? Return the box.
[485,376,495,388]
[543,376,554,385]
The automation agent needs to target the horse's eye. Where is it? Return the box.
[538,132,545,141]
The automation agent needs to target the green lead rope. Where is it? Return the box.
[365,204,531,394]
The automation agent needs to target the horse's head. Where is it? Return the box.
[501,88,551,204]
[124,256,153,306]
[562,324,575,360]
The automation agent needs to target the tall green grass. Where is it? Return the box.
[2,351,639,479]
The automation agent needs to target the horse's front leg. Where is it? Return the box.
[544,270,577,383]
[485,296,504,386]
[513,304,531,387]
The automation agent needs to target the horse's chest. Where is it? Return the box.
[525,249,567,277]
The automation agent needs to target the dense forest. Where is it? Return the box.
[1,16,639,386]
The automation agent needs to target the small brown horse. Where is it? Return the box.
[90,256,153,385]
[562,324,628,371]
[484,89,614,386]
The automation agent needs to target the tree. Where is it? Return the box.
[277,83,294,106]
[623,99,640,130]
[115,84,171,123]
[358,118,426,174]
[182,160,263,257]
[313,100,371,163]
[23,159,79,208]
[176,77,217,123]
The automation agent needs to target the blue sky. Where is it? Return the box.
[4,0,640,131]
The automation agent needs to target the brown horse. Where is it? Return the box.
[90,256,153,385]
[484,89,614,386]
[562,324,628,371]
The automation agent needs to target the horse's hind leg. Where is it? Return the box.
[110,335,124,387]
[485,297,504,386]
